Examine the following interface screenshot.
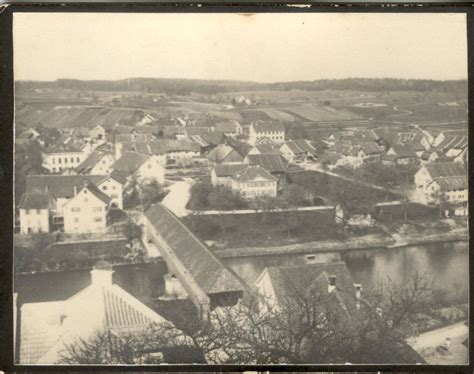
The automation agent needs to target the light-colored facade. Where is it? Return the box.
[248,123,285,146]
[231,169,278,200]
[19,208,50,234]
[63,186,109,234]
[42,151,88,173]
[97,176,124,209]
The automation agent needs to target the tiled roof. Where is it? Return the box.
[19,275,171,364]
[436,135,468,151]
[253,144,280,155]
[75,151,112,174]
[251,120,285,133]
[26,175,109,199]
[390,144,417,158]
[18,193,53,209]
[144,203,244,295]
[111,151,149,177]
[246,154,287,173]
[115,134,155,143]
[283,139,317,156]
[43,143,82,154]
[206,144,234,163]
[200,132,225,146]
[425,162,466,179]
[360,142,383,155]
[212,164,247,177]
[185,126,213,136]
[233,165,277,182]
[214,121,239,133]
[112,125,134,134]
[78,182,111,205]
[263,262,357,318]
[432,176,468,191]
[120,139,201,156]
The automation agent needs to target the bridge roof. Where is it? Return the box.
[145,203,245,295]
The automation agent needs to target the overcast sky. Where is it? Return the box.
[14,12,467,82]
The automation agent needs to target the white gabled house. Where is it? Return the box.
[111,151,165,185]
[63,181,111,234]
[89,124,106,142]
[75,151,115,175]
[211,164,247,188]
[231,166,278,200]
[42,144,88,174]
[18,193,56,234]
[279,139,318,163]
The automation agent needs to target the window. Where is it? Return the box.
[84,198,88,203]
[71,207,80,212]
[94,217,103,222]
[111,194,118,198]
[58,158,62,164]
[74,217,79,223]
[77,157,80,162]
[102,186,108,191]
[70,157,74,163]
[112,186,116,191]
[36,209,41,214]
[93,207,102,212]
[52,168,56,172]
[25,209,30,215]
[52,158,56,164]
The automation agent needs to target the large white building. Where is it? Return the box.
[18,193,56,234]
[248,121,285,146]
[42,144,88,173]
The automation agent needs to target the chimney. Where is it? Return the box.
[90,261,114,286]
[328,275,336,293]
[354,283,362,300]
[73,186,77,196]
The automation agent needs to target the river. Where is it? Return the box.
[14,241,469,306]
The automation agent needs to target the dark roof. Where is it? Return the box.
[432,176,468,191]
[283,139,317,156]
[263,262,357,318]
[206,144,235,163]
[111,151,149,178]
[253,144,280,155]
[74,182,111,205]
[214,121,240,133]
[18,193,53,209]
[75,151,112,174]
[26,175,110,199]
[43,142,82,154]
[115,134,155,143]
[144,203,244,294]
[390,144,417,158]
[360,142,383,155]
[200,131,225,146]
[251,120,285,133]
[185,126,213,136]
[246,154,287,173]
[212,164,247,177]
[425,162,466,179]
[120,139,201,156]
[233,165,277,182]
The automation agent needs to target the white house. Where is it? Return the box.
[18,193,56,234]
[75,151,115,175]
[414,163,467,204]
[111,151,165,185]
[425,176,468,204]
[90,124,106,142]
[248,121,285,146]
[231,166,278,199]
[42,144,88,174]
[63,181,111,234]
[18,263,177,364]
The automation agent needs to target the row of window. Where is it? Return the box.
[244,182,273,188]
[101,185,117,191]
[71,206,103,212]
[72,217,103,223]
[24,209,43,215]
[52,156,81,164]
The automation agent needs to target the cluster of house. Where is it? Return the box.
[15,202,424,364]
[319,127,467,169]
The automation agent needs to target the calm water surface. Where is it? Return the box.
[15,242,468,305]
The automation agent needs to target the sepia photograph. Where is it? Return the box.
[12,11,469,366]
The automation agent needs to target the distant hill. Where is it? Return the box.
[16,77,468,95]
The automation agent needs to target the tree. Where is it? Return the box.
[122,219,142,242]
[58,323,198,364]
[188,181,213,211]
[281,184,308,207]
[139,178,166,211]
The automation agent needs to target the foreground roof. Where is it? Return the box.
[144,203,244,295]
[432,176,468,191]
[26,175,112,199]
[18,193,54,210]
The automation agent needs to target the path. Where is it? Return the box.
[161,178,193,217]
[386,105,413,118]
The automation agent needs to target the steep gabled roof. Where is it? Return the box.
[436,135,468,151]
[206,144,234,163]
[111,151,149,177]
[75,151,112,174]
[144,203,244,295]
[360,142,383,155]
[18,193,54,210]
[432,176,468,191]
[283,139,317,156]
[212,164,247,177]
[26,175,110,199]
[246,154,287,173]
[390,144,417,158]
[424,162,466,179]
[233,165,277,182]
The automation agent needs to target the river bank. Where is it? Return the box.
[215,227,468,259]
